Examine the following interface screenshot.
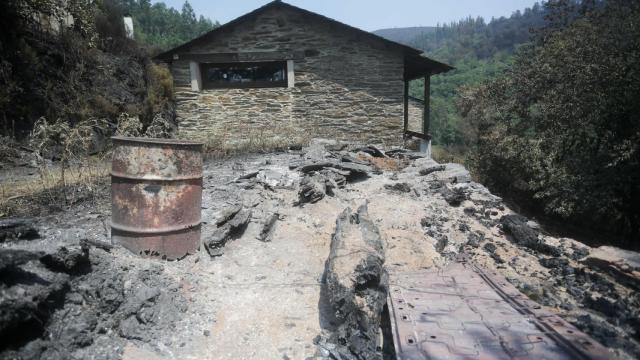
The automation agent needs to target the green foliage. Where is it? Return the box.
[120,0,219,50]
[462,0,640,242]
[410,53,513,146]
[0,0,181,140]
[404,3,550,147]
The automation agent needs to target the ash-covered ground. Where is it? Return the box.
[1,140,639,359]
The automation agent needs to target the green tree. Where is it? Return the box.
[461,0,640,244]
[404,2,549,147]
[121,0,219,50]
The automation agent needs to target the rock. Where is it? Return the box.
[418,164,446,176]
[213,204,242,227]
[385,149,426,160]
[482,242,504,263]
[205,208,252,256]
[467,231,485,248]
[59,311,98,348]
[539,257,574,276]
[340,154,370,166]
[79,238,113,252]
[0,218,39,242]
[581,246,640,289]
[492,253,506,264]
[256,169,299,189]
[111,269,186,343]
[569,244,590,260]
[40,245,90,274]
[119,316,144,340]
[257,213,279,242]
[298,168,349,204]
[233,171,259,182]
[435,234,448,254]
[383,182,411,193]
[298,174,327,204]
[539,257,569,269]
[583,294,622,318]
[526,220,541,231]
[302,140,332,160]
[295,160,370,181]
[321,204,387,360]
[337,162,371,181]
[425,163,471,184]
[0,262,69,351]
[440,186,466,206]
[320,169,348,196]
[500,215,560,256]
[0,249,42,272]
[483,242,497,254]
[353,145,386,158]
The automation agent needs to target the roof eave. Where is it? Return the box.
[404,53,454,80]
[155,1,454,79]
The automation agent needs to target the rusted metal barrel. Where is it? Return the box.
[111,136,203,260]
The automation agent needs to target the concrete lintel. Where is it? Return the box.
[287,60,295,88]
[189,61,202,92]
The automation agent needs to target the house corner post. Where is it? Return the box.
[189,61,202,91]
[421,74,431,155]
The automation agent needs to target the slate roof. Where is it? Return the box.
[156,0,453,79]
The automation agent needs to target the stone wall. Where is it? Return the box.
[166,6,406,148]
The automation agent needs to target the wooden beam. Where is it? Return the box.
[179,51,305,63]
[404,130,431,141]
[423,75,431,136]
[403,80,409,135]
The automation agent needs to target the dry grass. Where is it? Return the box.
[1,117,111,218]
[356,154,409,172]
[201,125,312,159]
[0,159,109,217]
[431,145,467,164]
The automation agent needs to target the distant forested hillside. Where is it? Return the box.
[373,26,435,44]
[120,0,219,50]
[381,3,550,147]
[409,4,547,64]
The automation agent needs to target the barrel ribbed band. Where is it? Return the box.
[110,221,201,234]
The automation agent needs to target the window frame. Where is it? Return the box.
[199,61,288,89]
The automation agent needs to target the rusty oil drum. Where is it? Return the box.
[111,136,203,259]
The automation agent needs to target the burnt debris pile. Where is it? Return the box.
[0,227,188,359]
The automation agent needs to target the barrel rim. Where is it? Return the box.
[111,136,203,147]
[110,171,203,181]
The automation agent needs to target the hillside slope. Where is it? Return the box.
[384,3,548,148]
[372,26,435,44]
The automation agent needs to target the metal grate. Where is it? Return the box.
[387,257,610,360]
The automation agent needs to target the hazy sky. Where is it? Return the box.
[153,0,540,31]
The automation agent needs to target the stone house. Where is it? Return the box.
[156,1,452,148]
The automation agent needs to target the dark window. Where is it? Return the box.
[200,61,287,89]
